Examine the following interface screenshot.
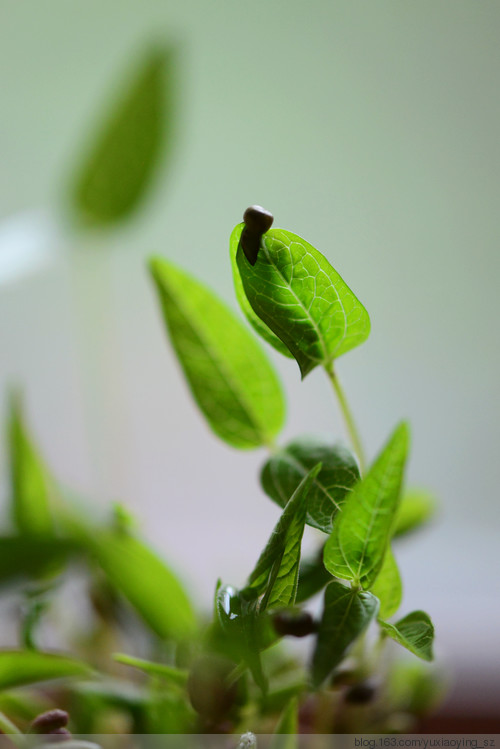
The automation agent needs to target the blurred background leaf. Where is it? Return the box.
[70,45,174,228]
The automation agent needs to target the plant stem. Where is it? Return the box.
[325,364,366,473]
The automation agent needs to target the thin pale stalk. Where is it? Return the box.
[325,364,366,473]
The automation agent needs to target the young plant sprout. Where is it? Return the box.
[0,207,440,736]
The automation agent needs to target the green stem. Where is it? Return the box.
[325,364,366,473]
[0,711,24,747]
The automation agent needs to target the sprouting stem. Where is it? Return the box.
[325,364,366,473]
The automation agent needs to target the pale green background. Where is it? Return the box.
[0,1,499,709]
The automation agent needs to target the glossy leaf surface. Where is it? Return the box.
[380,610,434,661]
[150,258,285,449]
[248,465,321,609]
[234,224,370,377]
[214,584,270,692]
[311,581,379,687]
[369,545,402,620]
[261,437,359,533]
[230,224,292,357]
[324,422,410,588]
[72,47,171,226]
[0,651,92,690]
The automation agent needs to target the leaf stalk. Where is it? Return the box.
[325,364,366,473]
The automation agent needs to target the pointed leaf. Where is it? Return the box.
[380,611,434,661]
[324,422,410,589]
[393,488,437,538]
[230,224,292,357]
[86,529,196,641]
[248,465,321,609]
[261,437,360,533]
[72,46,172,226]
[214,585,270,692]
[113,654,188,686]
[311,581,379,687]
[369,545,402,620]
[234,224,370,377]
[8,394,54,537]
[150,258,285,449]
[0,651,92,690]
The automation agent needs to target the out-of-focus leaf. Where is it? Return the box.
[272,697,298,749]
[324,422,410,589]
[8,394,54,537]
[234,224,370,378]
[393,488,437,538]
[295,551,332,604]
[311,581,379,687]
[380,611,434,661]
[150,258,285,449]
[248,465,321,609]
[261,437,359,533]
[72,46,172,226]
[369,545,402,620]
[87,530,196,642]
[229,225,292,357]
[0,536,79,588]
[113,654,188,686]
[0,651,92,690]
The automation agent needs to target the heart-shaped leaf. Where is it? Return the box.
[230,224,292,357]
[324,422,410,589]
[311,581,379,687]
[261,437,359,533]
[150,258,285,449]
[234,224,370,377]
[380,611,434,661]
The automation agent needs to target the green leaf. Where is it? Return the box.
[393,488,437,538]
[230,224,293,357]
[369,545,402,620]
[86,529,197,642]
[114,654,188,686]
[248,465,321,609]
[324,422,410,589]
[150,258,285,449]
[296,548,333,604]
[0,651,92,690]
[261,437,360,533]
[234,224,370,378]
[214,585,269,692]
[272,697,298,749]
[0,536,79,588]
[311,581,379,687]
[72,46,172,226]
[380,611,434,661]
[8,394,54,537]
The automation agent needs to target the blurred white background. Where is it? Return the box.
[0,0,499,710]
